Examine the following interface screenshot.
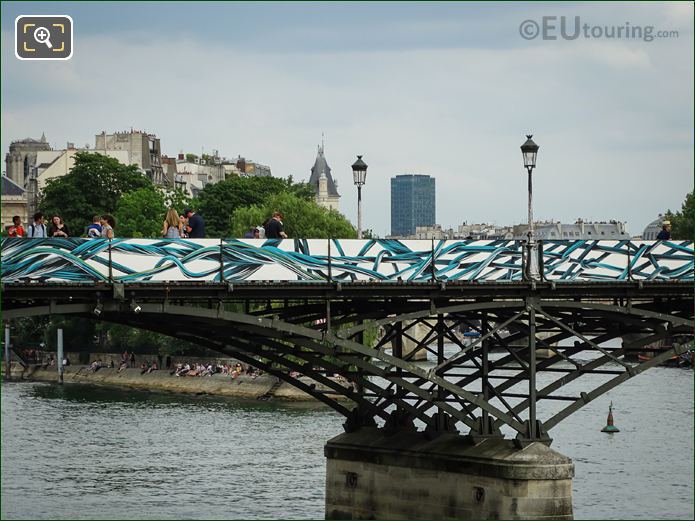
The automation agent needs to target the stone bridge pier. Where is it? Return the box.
[325,428,574,520]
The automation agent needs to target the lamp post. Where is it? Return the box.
[520,135,540,280]
[352,155,368,239]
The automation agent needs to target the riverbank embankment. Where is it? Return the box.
[8,364,345,401]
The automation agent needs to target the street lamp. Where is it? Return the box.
[520,135,539,280]
[352,155,368,239]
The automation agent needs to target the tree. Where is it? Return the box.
[39,152,152,234]
[185,153,198,162]
[230,192,357,239]
[162,188,192,214]
[194,176,316,237]
[665,191,693,240]
[114,187,166,238]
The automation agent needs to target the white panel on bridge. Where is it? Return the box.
[434,240,523,281]
[542,241,629,281]
[330,240,434,282]
[630,241,695,281]
[222,239,330,281]
[0,238,110,283]
[109,239,221,282]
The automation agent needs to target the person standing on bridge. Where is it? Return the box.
[7,216,25,237]
[26,212,47,238]
[265,211,287,239]
[100,215,115,239]
[162,208,183,238]
[184,208,205,238]
[656,220,672,240]
[48,215,70,238]
[86,215,102,238]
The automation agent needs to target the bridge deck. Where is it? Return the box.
[3,280,692,301]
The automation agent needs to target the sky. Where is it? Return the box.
[1,1,693,236]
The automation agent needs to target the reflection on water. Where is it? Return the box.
[2,367,693,520]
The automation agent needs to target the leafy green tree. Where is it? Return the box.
[43,316,98,351]
[185,153,198,162]
[39,152,152,234]
[162,188,192,215]
[665,191,693,240]
[283,175,316,201]
[114,187,166,238]
[230,192,357,239]
[194,176,316,237]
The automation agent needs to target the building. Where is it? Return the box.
[1,175,28,230]
[161,155,178,190]
[235,156,271,177]
[641,214,667,240]
[309,144,340,211]
[390,174,435,236]
[174,153,225,196]
[395,222,515,240]
[513,219,629,240]
[95,130,166,185]
[222,163,243,178]
[456,222,515,240]
[5,134,52,188]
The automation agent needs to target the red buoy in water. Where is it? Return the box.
[601,401,620,433]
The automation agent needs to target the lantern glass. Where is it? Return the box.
[352,155,368,186]
[520,135,539,169]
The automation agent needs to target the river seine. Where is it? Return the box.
[2,366,693,520]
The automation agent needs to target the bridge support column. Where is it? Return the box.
[389,321,429,361]
[325,428,574,520]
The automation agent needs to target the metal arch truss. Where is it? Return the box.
[3,293,693,445]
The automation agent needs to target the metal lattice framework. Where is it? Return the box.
[2,238,693,444]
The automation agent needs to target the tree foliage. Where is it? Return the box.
[39,152,152,234]
[162,188,192,215]
[114,187,166,238]
[230,192,357,239]
[665,191,693,240]
[194,176,316,237]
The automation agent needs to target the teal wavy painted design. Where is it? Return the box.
[1,238,692,283]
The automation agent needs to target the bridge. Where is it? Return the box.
[2,237,693,519]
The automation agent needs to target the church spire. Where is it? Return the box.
[40,131,46,143]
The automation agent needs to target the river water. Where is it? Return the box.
[2,366,693,520]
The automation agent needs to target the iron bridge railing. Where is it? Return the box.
[1,238,692,284]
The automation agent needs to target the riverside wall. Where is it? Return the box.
[8,364,345,402]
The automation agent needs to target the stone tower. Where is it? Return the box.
[309,142,340,211]
[5,133,51,188]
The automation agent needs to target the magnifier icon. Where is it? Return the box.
[33,26,53,49]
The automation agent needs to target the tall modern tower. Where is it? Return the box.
[390,174,436,236]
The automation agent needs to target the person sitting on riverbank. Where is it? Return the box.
[175,363,191,377]
[117,360,128,373]
[140,361,149,375]
[147,360,158,373]
[88,359,103,372]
